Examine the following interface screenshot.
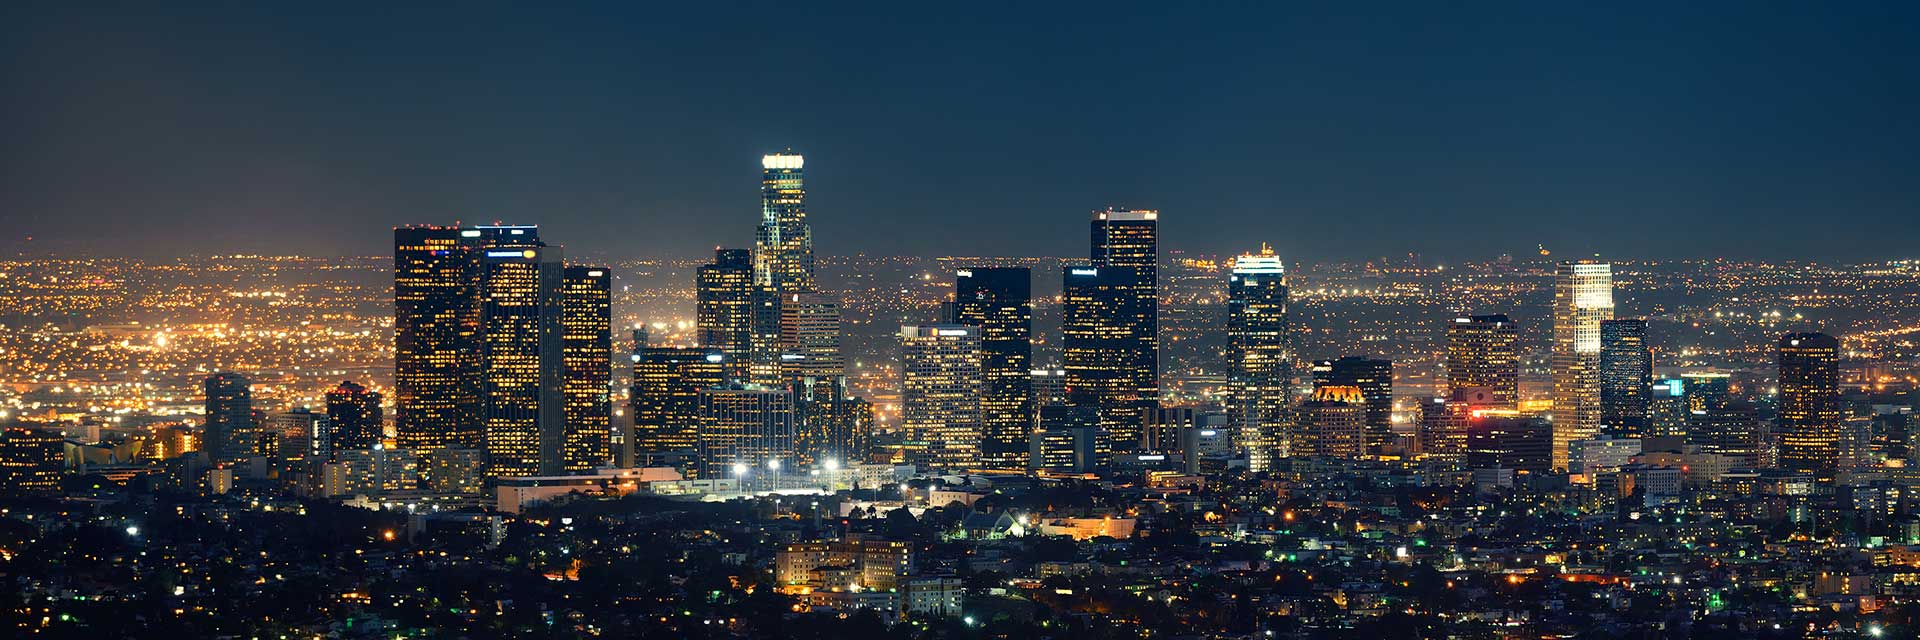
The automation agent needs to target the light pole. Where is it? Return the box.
[766,459,781,492]
[732,462,749,493]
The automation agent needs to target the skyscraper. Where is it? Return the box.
[951,267,1034,471]
[1598,318,1652,437]
[1299,386,1367,459]
[1061,265,1152,448]
[777,292,845,380]
[325,380,383,453]
[696,248,755,375]
[393,226,482,453]
[754,152,814,292]
[203,372,252,461]
[0,428,64,492]
[631,347,728,463]
[478,231,566,478]
[1778,332,1842,473]
[1551,261,1614,470]
[900,325,983,471]
[1312,356,1393,454]
[1225,248,1290,470]
[1446,314,1519,409]
[561,266,613,472]
[696,384,798,481]
[1466,411,1553,474]
[1089,208,1159,421]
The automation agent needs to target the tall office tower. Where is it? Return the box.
[696,248,756,375]
[631,347,728,463]
[561,266,613,473]
[266,408,326,461]
[696,384,797,481]
[1030,405,1109,474]
[1031,367,1069,408]
[0,427,64,492]
[1312,357,1394,453]
[1680,372,1731,413]
[1598,319,1652,437]
[1466,411,1553,474]
[951,267,1034,471]
[325,381,383,453]
[1551,261,1614,470]
[393,226,482,453]
[1225,248,1291,470]
[777,292,845,379]
[478,232,566,478]
[1061,265,1152,448]
[1088,208,1160,421]
[1777,332,1842,473]
[1689,402,1765,469]
[1419,387,1506,465]
[1445,314,1520,409]
[1648,379,1690,438]
[203,372,252,461]
[1299,386,1367,459]
[900,325,983,471]
[754,152,815,292]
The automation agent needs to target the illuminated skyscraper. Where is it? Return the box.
[1061,265,1152,447]
[1225,248,1290,470]
[478,231,566,478]
[1089,208,1159,418]
[203,372,252,461]
[1445,314,1519,409]
[1312,356,1393,454]
[325,380,383,453]
[1778,332,1842,473]
[631,347,728,464]
[1689,401,1765,469]
[1551,261,1613,470]
[1467,411,1553,474]
[696,384,797,481]
[754,152,814,292]
[696,248,755,376]
[1598,318,1652,437]
[393,226,483,453]
[0,428,64,492]
[561,266,613,472]
[950,267,1033,471]
[900,325,983,471]
[778,291,844,380]
[1299,386,1367,459]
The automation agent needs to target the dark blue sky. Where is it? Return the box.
[4,2,1917,262]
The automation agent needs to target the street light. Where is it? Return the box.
[824,458,840,471]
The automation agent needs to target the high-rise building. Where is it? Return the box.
[1312,357,1393,453]
[1598,319,1652,437]
[1778,332,1842,473]
[1030,405,1109,475]
[1088,208,1159,423]
[900,325,983,471]
[1680,372,1731,413]
[777,291,844,379]
[632,347,728,461]
[265,408,326,461]
[203,372,253,461]
[1225,248,1290,470]
[325,381,383,453]
[1419,387,1506,466]
[393,225,483,453]
[1689,402,1765,469]
[1446,314,1519,409]
[1061,265,1152,448]
[561,266,613,473]
[1551,261,1614,470]
[1299,386,1367,459]
[1648,378,1690,438]
[1467,411,1553,474]
[696,248,756,375]
[696,384,798,481]
[0,427,64,492]
[478,233,566,478]
[951,267,1034,471]
[754,152,815,292]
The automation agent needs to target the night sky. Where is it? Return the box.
[4,3,1917,262]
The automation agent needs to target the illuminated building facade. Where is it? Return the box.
[1088,208,1159,432]
[1778,332,1842,473]
[1598,318,1651,437]
[203,371,253,461]
[393,225,482,453]
[1551,261,1614,470]
[1225,248,1290,469]
[1061,265,1151,449]
[562,266,613,472]
[1467,411,1553,474]
[1299,386,1367,459]
[696,248,756,377]
[1446,314,1519,409]
[325,380,383,453]
[0,427,64,492]
[478,233,566,478]
[951,267,1034,471]
[1311,356,1393,453]
[1030,405,1109,474]
[900,324,983,471]
[1689,401,1765,469]
[753,151,815,292]
[696,384,798,480]
[1419,387,1505,465]
[632,347,728,461]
